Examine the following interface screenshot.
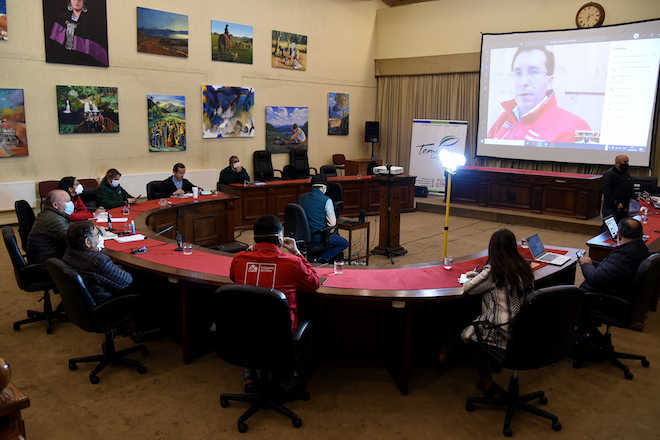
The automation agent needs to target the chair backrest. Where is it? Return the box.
[289,150,311,178]
[46,258,97,331]
[284,203,312,246]
[326,182,344,217]
[366,161,379,175]
[320,165,338,178]
[631,253,660,323]
[332,154,346,166]
[78,178,98,190]
[213,285,295,371]
[282,165,297,180]
[146,180,164,200]
[14,200,35,253]
[253,150,275,181]
[38,180,59,209]
[2,226,29,290]
[505,285,584,370]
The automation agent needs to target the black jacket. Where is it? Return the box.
[602,166,633,214]
[63,247,133,304]
[27,206,70,264]
[580,238,649,296]
[217,166,250,189]
[159,176,196,197]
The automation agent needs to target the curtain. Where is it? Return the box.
[376,73,659,177]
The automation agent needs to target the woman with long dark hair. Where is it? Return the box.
[461,228,534,392]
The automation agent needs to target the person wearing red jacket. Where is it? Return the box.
[230,215,320,331]
[488,46,590,143]
[58,176,104,222]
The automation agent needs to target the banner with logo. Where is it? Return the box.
[409,119,468,192]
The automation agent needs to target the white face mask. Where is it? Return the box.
[111,179,120,188]
[75,184,84,195]
[233,161,241,169]
[64,201,75,215]
[96,236,104,251]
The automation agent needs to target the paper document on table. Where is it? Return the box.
[101,231,118,240]
[115,234,145,243]
[459,273,470,284]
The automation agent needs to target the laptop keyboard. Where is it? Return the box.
[539,254,558,262]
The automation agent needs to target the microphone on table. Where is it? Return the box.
[174,232,184,252]
[107,212,114,232]
[130,225,175,254]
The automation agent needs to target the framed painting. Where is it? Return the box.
[137,7,188,58]
[148,95,185,152]
[211,20,253,64]
[271,30,307,71]
[328,92,349,135]
[0,89,28,157]
[56,85,119,134]
[266,106,308,154]
[202,86,255,138]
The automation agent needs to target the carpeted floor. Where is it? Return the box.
[1,212,659,439]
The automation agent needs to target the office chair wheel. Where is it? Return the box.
[292,417,302,428]
[27,310,38,318]
[552,421,562,431]
[539,395,549,405]
[68,361,78,371]
[624,371,634,380]
[503,426,513,437]
[137,366,147,375]
[642,359,650,368]
[465,401,475,412]
[220,397,229,408]
[238,421,248,433]
[89,374,100,384]
[12,323,20,331]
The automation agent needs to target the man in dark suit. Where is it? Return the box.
[217,155,250,188]
[159,163,198,197]
[602,154,634,224]
[27,190,72,264]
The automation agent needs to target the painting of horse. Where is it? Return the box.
[211,20,253,64]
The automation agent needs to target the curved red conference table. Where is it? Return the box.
[100,194,579,394]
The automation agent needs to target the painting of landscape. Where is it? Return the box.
[202,85,255,138]
[271,30,307,71]
[0,0,7,41]
[0,89,28,158]
[56,85,119,134]
[328,92,349,135]
[137,7,188,58]
[266,106,308,154]
[211,20,253,64]
[148,95,185,152]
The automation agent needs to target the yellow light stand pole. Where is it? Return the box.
[442,171,453,259]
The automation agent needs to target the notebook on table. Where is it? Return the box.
[525,233,571,266]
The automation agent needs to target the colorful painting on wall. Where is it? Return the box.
[266,106,309,154]
[137,7,188,58]
[328,92,349,135]
[0,89,28,158]
[271,30,307,71]
[202,86,255,138]
[42,0,109,67]
[0,0,7,41]
[56,85,119,134]
[148,95,185,152]
[211,20,253,64]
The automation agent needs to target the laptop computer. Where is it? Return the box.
[603,215,619,240]
[628,199,641,214]
[526,233,571,266]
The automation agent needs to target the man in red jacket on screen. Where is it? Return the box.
[488,46,591,143]
[230,215,320,331]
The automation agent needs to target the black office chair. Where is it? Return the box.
[332,154,346,176]
[281,165,297,180]
[146,180,165,200]
[14,200,35,255]
[465,285,584,437]
[2,226,64,334]
[46,258,148,384]
[325,182,344,217]
[283,203,332,261]
[253,150,283,181]
[574,253,659,380]
[288,150,318,179]
[214,285,311,433]
[366,161,379,175]
[319,165,338,178]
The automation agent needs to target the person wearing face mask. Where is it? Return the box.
[217,155,250,188]
[63,221,133,304]
[298,174,348,263]
[602,154,634,225]
[229,215,319,332]
[58,176,105,221]
[26,190,73,264]
[96,168,136,210]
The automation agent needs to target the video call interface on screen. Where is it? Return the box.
[477,20,660,166]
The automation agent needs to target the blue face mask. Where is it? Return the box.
[64,201,75,216]
[111,179,120,188]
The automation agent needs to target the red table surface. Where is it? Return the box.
[603,201,660,246]
[459,165,600,180]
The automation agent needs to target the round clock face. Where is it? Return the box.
[576,3,605,28]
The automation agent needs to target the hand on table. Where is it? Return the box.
[127,198,137,204]
[173,189,185,195]
[465,271,478,279]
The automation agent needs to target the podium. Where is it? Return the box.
[371,174,416,257]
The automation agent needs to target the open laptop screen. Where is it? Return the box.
[526,234,545,259]
[603,215,619,240]
[628,199,641,214]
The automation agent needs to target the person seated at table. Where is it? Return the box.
[461,228,534,395]
[217,155,250,188]
[160,163,198,197]
[298,174,348,263]
[579,218,648,296]
[96,168,136,210]
[63,221,133,305]
[27,190,73,264]
[58,176,105,222]
[230,215,320,332]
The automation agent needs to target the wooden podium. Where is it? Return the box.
[371,174,416,257]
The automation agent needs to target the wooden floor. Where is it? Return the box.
[1,212,658,439]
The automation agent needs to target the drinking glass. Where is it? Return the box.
[520,239,528,248]
[183,243,193,255]
[122,204,130,216]
[443,256,454,270]
[334,260,344,274]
